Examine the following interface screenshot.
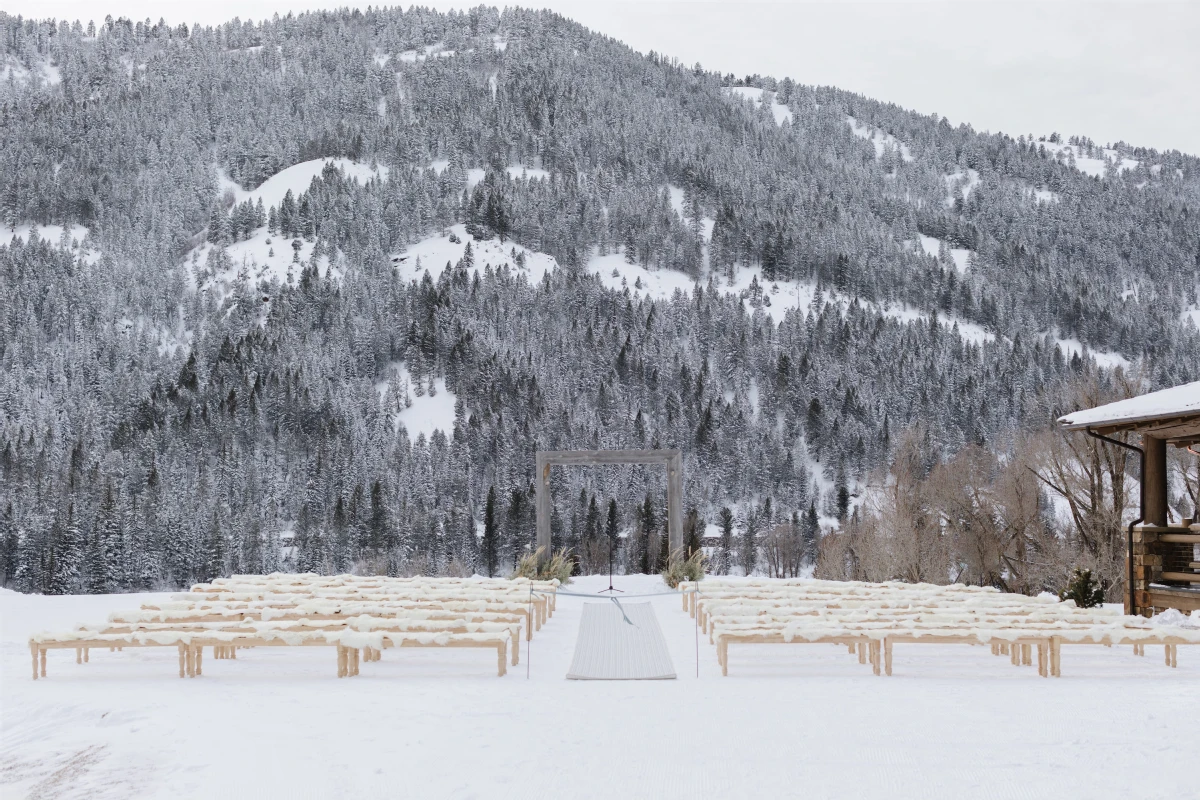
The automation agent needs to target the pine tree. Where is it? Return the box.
[718,506,734,575]
[202,510,225,582]
[740,510,759,577]
[803,501,819,566]
[483,485,498,577]
[605,498,619,574]
[638,493,656,574]
[684,508,702,557]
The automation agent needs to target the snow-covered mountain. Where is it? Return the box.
[1,7,1198,591]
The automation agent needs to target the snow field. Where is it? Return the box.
[0,55,61,90]
[917,233,972,274]
[194,158,389,296]
[943,167,981,204]
[1,222,98,264]
[724,86,793,126]
[426,160,549,189]
[1039,140,1138,178]
[847,115,914,162]
[1051,334,1132,371]
[5,575,1200,799]
[375,362,458,441]
[398,42,455,63]
[392,223,557,285]
[216,158,388,213]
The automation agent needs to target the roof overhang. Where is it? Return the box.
[1057,380,1200,446]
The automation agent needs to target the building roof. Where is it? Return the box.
[1058,380,1200,443]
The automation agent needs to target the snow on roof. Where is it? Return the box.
[1058,381,1200,430]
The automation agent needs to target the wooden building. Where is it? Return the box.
[1059,380,1200,616]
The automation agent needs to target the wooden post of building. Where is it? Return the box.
[1143,435,1167,527]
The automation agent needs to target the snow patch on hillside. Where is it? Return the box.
[1180,306,1200,330]
[884,305,994,345]
[428,162,546,188]
[944,169,980,204]
[666,185,685,216]
[1052,335,1132,371]
[492,34,508,52]
[507,164,549,181]
[1,222,98,263]
[392,224,557,285]
[1040,141,1138,178]
[917,234,972,274]
[724,87,793,126]
[399,43,455,63]
[594,253,994,345]
[217,159,389,212]
[592,252,696,301]
[378,363,458,440]
[1,55,60,89]
[847,116,913,162]
[1026,186,1060,204]
[189,230,335,300]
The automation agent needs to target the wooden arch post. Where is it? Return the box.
[535,449,683,563]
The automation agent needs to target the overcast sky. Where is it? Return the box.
[8,1,1199,155]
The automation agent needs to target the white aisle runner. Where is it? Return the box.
[566,601,677,680]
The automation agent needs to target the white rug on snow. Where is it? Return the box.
[566,601,677,680]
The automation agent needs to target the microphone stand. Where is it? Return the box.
[597,524,623,594]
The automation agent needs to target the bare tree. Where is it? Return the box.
[929,443,1058,594]
[1028,372,1142,598]
[1169,446,1199,521]
[761,521,805,578]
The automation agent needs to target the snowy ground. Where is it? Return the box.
[4,576,1199,799]
[724,86,792,126]
[1039,141,1138,178]
[846,115,914,162]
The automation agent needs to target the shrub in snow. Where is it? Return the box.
[1059,568,1105,608]
[662,547,707,589]
[510,546,574,584]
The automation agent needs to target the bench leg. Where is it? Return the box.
[40,648,46,678]
[31,644,38,680]
[884,639,893,676]
[511,632,519,666]
[1037,642,1047,677]
[195,645,202,677]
